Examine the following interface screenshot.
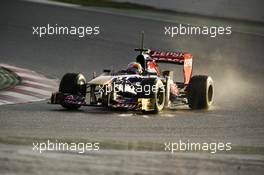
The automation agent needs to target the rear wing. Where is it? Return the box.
[149,50,193,84]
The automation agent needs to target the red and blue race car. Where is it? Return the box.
[50,47,213,113]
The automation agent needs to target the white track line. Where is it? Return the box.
[14,86,51,97]
[23,80,57,89]
[23,0,80,8]
[0,91,42,101]
[0,99,13,105]
[0,64,33,73]
[15,72,47,80]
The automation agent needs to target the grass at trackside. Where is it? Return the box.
[1,136,264,155]
[0,67,21,91]
[99,141,264,155]
[229,145,264,155]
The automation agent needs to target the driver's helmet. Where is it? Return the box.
[127,62,143,74]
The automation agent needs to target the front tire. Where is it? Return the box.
[59,73,86,110]
[140,78,165,113]
[187,75,213,109]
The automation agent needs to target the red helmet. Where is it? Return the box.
[127,62,143,74]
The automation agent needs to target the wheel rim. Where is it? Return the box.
[208,84,213,103]
[157,88,164,106]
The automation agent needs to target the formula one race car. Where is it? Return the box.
[50,45,213,113]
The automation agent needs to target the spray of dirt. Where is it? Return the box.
[204,50,261,109]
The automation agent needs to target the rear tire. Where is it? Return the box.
[187,75,213,109]
[59,73,86,110]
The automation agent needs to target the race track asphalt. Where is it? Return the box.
[0,0,264,174]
